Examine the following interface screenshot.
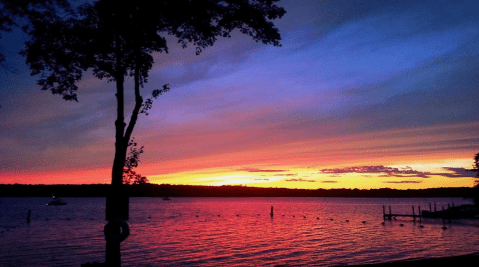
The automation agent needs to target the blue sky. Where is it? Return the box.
[0,0,478,187]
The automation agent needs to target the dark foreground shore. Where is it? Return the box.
[348,253,479,267]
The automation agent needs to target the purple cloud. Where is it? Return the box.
[319,165,431,178]
[384,181,422,184]
[240,168,288,173]
[274,173,298,177]
[285,178,316,182]
[320,166,478,179]
[436,168,477,178]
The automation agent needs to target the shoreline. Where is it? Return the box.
[348,253,479,266]
[0,184,475,198]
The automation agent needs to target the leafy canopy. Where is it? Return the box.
[21,0,285,187]
[22,0,286,101]
[0,0,69,69]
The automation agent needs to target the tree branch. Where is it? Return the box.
[124,62,143,147]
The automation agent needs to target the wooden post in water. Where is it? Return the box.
[442,206,445,223]
[418,206,421,222]
[429,203,432,212]
[383,206,386,220]
[27,209,31,224]
[434,202,437,212]
[447,203,451,222]
[389,205,392,220]
[270,206,274,217]
[412,206,415,222]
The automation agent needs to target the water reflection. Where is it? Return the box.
[0,197,477,266]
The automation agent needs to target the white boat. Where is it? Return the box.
[46,195,67,206]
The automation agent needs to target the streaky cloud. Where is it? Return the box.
[436,167,477,178]
[285,178,316,182]
[319,165,431,178]
[240,168,289,173]
[384,181,422,184]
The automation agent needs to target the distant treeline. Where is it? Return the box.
[0,184,475,198]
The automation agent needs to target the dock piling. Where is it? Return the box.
[442,206,445,223]
[270,206,274,217]
[412,206,415,222]
[418,206,421,222]
[27,209,31,223]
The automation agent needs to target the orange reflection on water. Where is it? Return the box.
[119,197,479,266]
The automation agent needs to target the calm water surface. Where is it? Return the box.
[1,197,478,266]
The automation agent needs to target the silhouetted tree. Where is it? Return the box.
[22,0,285,265]
[474,153,479,174]
[123,138,148,185]
[0,0,69,70]
[473,153,479,206]
[0,0,69,108]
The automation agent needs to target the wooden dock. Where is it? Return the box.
[382,203,456,222]
[383,205,422,222]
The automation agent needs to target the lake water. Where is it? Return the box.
[1,197,478,266]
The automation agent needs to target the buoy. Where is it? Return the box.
[399,224,404,227]
[345,220,349,223]
[362,221,366,224]
[330,218,334,221]
[442,226,447,230]
[104,219,130,243]
[236,214,240,217]
[293,215,295,217]
[196,215,198,217]
[316,217,319,220]
[148,216,151,219]
[381,222,385,225]
[303,216,306,219]
[419,225,424,228]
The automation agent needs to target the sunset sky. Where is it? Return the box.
[0,0,478,189]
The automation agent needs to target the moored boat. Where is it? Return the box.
[46,195,67,206]
[421,204,479,219]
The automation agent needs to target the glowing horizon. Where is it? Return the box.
[2,121,477,189]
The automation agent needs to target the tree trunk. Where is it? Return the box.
[105,45,143,266]
[105,70,129,266]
